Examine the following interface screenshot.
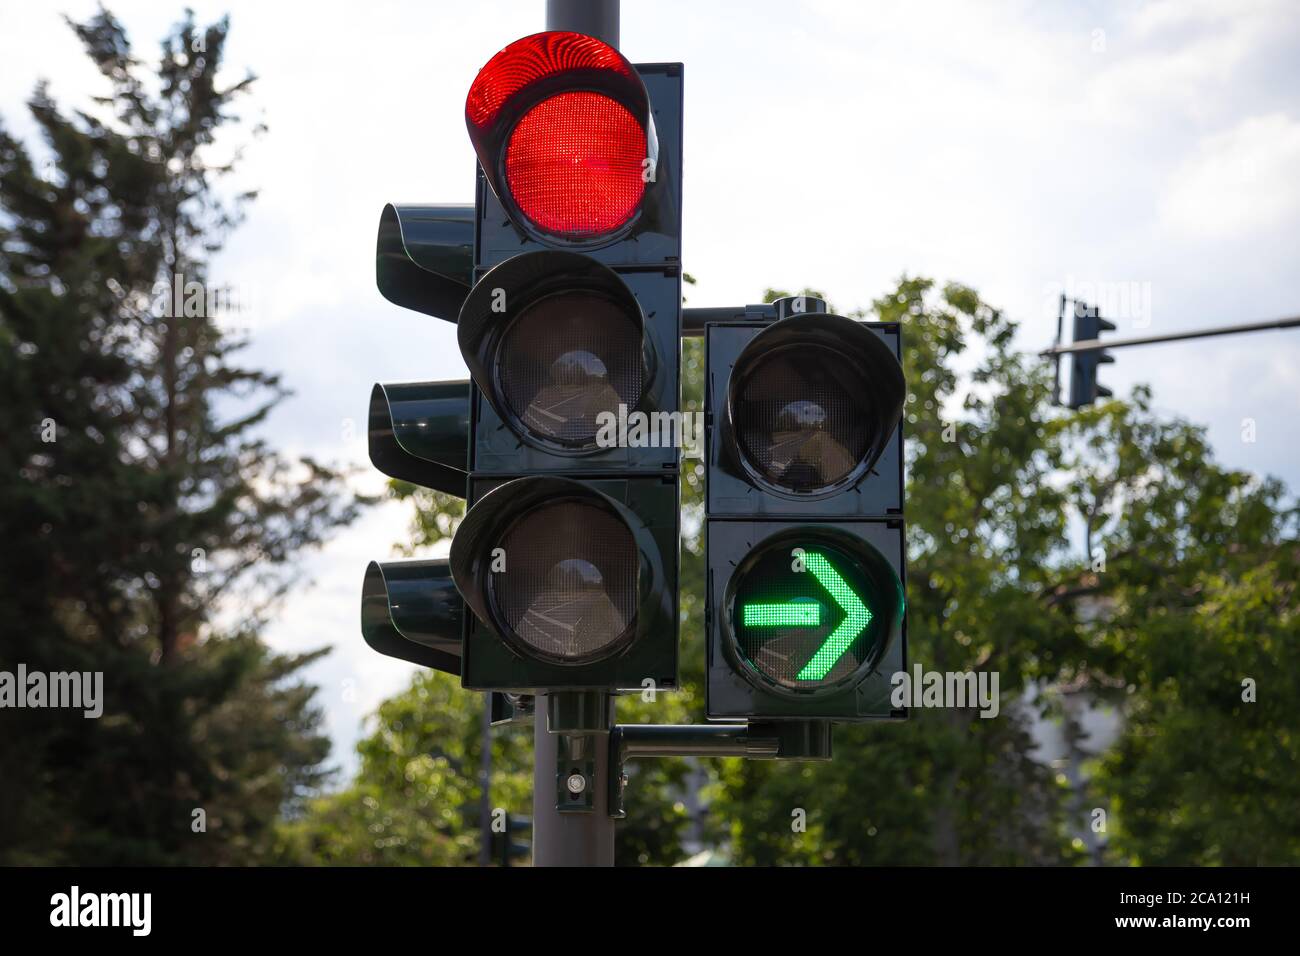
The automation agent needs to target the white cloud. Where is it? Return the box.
[1160,112,1300,238]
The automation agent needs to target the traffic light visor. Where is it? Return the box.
[466,31,657,241]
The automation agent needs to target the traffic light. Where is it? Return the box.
[705,297,907,721]
[1068,301,1116,409]
[450,30,683,694]
[362,30,681,703]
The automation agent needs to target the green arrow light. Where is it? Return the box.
[743,603,821,627]
[796,552,872,681]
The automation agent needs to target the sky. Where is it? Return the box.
[3,0,1299,775]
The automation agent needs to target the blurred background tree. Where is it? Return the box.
[1064,391,1300,863]
[709,281,1299,865]
[0,8,365,864]
[299,276,1299,867]
[276,670,534,866]
[708,280,1085,865]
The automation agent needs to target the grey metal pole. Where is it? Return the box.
[545,0,620,46]
[531,694,616,866]
[478,694,492,866]
[529,0,622,870]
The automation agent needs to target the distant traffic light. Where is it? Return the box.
[705,297,907,721]
[1069,301,1116,409]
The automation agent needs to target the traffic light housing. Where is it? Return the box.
[705,298,907,721]
[1068,301,1116,409]
[449,31,683,694]
[452,475,677,691]
[456,250,678,474]
[357,20,929,842]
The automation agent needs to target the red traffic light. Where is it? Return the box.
[466,31,656,241]
[506,90,645,235]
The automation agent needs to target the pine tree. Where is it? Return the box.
[0,7,365,864]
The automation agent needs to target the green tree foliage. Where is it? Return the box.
[0,8,362,864]
[709,281,1082,864]
[277,672,533,866]
[292,265,1297,865]
[712,280,1299,865]
[1063,391,1300,863]
[283,324,708,866]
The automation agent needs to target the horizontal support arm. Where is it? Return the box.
[1040,314,1300,357]
[682,304,777,336]
[612,723,781,761]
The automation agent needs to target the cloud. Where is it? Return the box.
[1087,0,1290,125]
[1159,112,1300,238]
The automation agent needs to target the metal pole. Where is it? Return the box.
[545,0,620,46]
[529,0,622,870]
[478,694,492,866]
[531,694,616,866]
[1040,314,1300,357]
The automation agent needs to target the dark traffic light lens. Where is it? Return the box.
[733,344,873,492]
[497,291,643,448]
[491,499,638,663]
[505,91,647,238]
[730,538,888,692]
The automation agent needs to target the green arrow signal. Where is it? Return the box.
[796,552,872,681]
[743,603,821,627]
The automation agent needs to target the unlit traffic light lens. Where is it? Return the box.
[491,499,638,663]
[497,291,643,447]
[734,344,874,492]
